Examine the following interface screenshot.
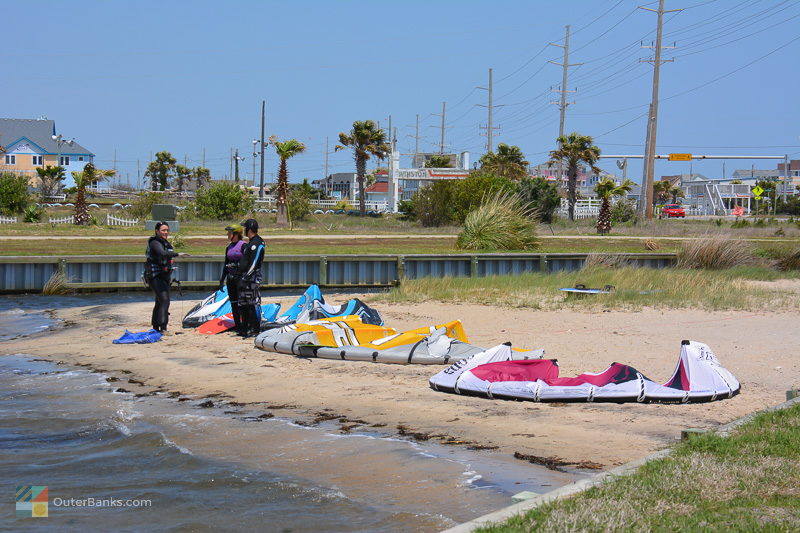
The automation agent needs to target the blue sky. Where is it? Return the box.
[5,0,799,188]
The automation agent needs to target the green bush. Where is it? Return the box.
[23,204,44,222]
[129,191,167,219]
[413,180,456,227]
[456,191,538,251]
[288,188,311,221]
[731,219,750,228]
[517,177,561,223]
[449,171,515,224]
[610,199,637,223]
[193,182,254,220]
[0,173,31,214]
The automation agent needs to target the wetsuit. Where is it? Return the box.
[219,239,246,333]
[146,235,178,332]
[237,234,265,336]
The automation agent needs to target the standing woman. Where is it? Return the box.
[219,224,246,334]
[145,222,184,332]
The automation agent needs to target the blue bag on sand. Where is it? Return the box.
[113,329,162,344]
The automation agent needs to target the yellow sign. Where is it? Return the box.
[754,196,762,201]
[668,153,692,161]
[751,186,764,197]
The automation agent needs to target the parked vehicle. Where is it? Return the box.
[660,204,686,218]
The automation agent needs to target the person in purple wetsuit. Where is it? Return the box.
[219,224,247,334]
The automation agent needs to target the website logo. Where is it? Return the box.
[16,486,48,518]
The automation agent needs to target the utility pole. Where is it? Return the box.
[415,114,420,155]
[259,100,266,199]
[439,103,446,154]
[229,147,233,181]
[137,160,141,190]
[549,25,582,185]
[324,136,329,195]
[640,0,680,219]
[202,148,206,168]
[478,68,502,153]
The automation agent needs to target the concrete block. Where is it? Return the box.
[511,491,539,503]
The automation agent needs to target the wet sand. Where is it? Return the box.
[6,294,799,469]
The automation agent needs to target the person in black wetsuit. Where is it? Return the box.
[145,221,185,332]
[236,218,265,338]
[219,224,246,334]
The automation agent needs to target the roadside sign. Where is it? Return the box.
[751,185,764,197]
[668,153,692,161]
[754,196,762,201]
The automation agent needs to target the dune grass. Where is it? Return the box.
[374,266,800,311]
[477,403,800,533]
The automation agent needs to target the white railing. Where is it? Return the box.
[44,194,67,201]
[49,215,75,224]
[557,198,601,219]
[0,215,18,224]
[106,214,139,227]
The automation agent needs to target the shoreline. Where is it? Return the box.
[4,294,799,469]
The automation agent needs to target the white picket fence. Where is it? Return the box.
[49,215,75,224]
[106,214,139,227]
[0,215,18,224]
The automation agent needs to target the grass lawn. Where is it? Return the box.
[477,402,800,532]
[372,266,800,311]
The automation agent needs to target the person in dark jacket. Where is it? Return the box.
[237,218,265,337]
[145,221,185,332]
[219,223,247,334]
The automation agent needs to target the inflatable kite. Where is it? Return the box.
[255,318,544,364]
[429,340,740,403]
[254,316,395,355]
[260,285,384,330]
[182,287,231,328]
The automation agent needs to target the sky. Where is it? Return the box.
[5,0,799,188]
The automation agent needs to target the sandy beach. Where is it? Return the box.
[5,293,799,470]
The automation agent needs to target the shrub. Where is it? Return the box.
[0,173,31,214]
[644,238,659,251]
[333,200,352,211]
[288,188,311,221]
[456,192,538,251]
[731,219,750,228]
[517,177,560,223]
[677,237,754,269]
[169,234,186,249]
[23,204,44,223]
[610,199,637,224]
[129,191,167,219]
[772,247,800,271]
[397,198,416,221]
[413,180,457,227]
[449,171,515,223]
[194,182,254,220]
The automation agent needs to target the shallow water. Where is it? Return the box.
[0,295,584,531]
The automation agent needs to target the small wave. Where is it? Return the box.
[160,433,194,455]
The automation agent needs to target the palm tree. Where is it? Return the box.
[669,185,685,204]
[273,139,306,226]
[549,133,601,221]
[425,155,453,168]
[594,178,634,235]
[336,120,389,215]
[72,163,115,225]
[653,180,671,208]
[479,143,529,180]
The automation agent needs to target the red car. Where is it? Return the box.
[660,204,686,218]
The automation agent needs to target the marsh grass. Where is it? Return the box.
[478,404,800,533]
[677,237,755,269]
[42,269,69,295]
[457,192,539,251]
[374,266,800,311]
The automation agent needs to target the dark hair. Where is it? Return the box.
[154,221,169,232]
[242,218,258,233]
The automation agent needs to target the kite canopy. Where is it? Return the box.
[182,287,232,328]
[255,318,544,364]
[429,340,740,403]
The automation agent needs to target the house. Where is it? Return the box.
[364,180,402,207]
[0,118,95,187]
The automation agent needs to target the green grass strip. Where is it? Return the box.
[478,403,800,533]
